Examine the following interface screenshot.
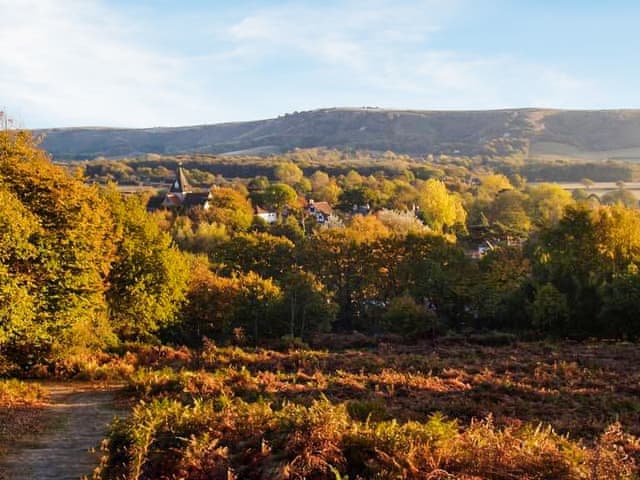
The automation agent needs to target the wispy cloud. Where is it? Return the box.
[218,0,594,110]
[0,0,605,127]
[222,1,445,69]
[0,0,212,127]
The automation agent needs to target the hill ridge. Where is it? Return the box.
[34,107,640,160]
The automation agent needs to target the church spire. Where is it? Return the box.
[170,162,192,194]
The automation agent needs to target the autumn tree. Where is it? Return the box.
[174,255,242,345]
[274,162,304,185]
[489,190,531,235]
[530,205,631,334]
[0,187,41,362]
[214,231,295,278]
[477,174,512,200]
[310,171,330,191]
[0,129,116,363]
[526,183,574,227]
[417,179,466,234]
[205,187,253,231]
[376,209,427,236]
[342,169,364,188]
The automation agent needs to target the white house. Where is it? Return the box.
[254,206,278,224]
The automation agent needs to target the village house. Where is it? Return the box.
[254,206,278,224]
[306,199,334,225]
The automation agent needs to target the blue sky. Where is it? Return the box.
[1,0,639,128]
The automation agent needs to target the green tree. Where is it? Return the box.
[269,216,305,244]
[475,246,531,328]
[528,283,570,332]
[381,294,438,337]
[105,189,189,340]
[262,183,298,212]
[532,206,605,334]
[278,269,335,339]
[598,273,640,339]
[235,271,282,344]
[302,227,380,330]
[338,186,377,211]
[400,234,477,326]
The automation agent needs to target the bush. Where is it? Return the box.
[529,283,570,333]
[0,379,46,405]
[380,295,440,338]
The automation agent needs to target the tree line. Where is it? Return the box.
[78,148,639,188]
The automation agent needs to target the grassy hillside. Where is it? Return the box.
[35,108,640,160]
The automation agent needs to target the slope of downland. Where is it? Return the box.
[37,108,640,160]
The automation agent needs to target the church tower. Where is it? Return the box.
[169,162,192,201]
[161,163,211,210]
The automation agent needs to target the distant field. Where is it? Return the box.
[530,141,640,162]
[531,181,640,199]
[115,184,159,194]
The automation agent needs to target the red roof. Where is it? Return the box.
[163,193,182,206]
[313,201,333,216]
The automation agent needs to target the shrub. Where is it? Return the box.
[0,379,46,405]
[95,396,640,480]
[382,295,440,338]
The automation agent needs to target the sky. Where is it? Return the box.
[1,0,640,128]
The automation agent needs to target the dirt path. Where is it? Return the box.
[0,383,126,480]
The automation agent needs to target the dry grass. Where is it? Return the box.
[93,340,640,479]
